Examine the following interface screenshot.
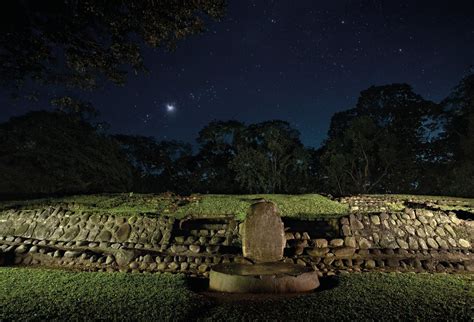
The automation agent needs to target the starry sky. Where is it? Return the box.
[2,0,474,148]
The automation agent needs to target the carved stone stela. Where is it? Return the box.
[242,201,285,263]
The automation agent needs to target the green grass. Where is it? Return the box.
[0,267,209,321]
[0,268,472,321]
[370,194,474,212]
[0,193,349,220]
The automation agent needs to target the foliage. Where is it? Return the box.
[0,0,225,97]
[321,84,443,195]
[114,135,195,193]
[439,73,474,197]
[195,121,245,193]
[321,116,397,195]
[230,121,311,194]
[0,268,472,321]
[0,111,133,197]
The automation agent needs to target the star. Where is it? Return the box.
[166,104,176,113]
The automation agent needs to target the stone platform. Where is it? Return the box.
[209,262,320,293]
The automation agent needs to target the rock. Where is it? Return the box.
[143,254,153,263]
[380,233,396,248]
[435,227,446,237]
[189,245,201,253]
[425,226,434,237]
[341,225,352,236]
[323,257,334,266]
[372,232,380,244]
[115,249,136,266]
[397,239,409,249]
[344,237,357,248]
[242,201,285,263]
[329,239,344,247]
[198,264,208,273]
[334,247,355,258]
[370,215,380,225]
[386,259,399,268]
[64,251,81,258]
[62,225,80,241]
[29,245,38,253]
[285,232,295,240]
[394,228,405,238]
[206,246,220,253]
[315,239,328,248]
[464,260,474,272]
[365,259,376,269]
[307,247,329,257]
[14,245,28,254]
[416,228,426,238]
[458,239,471,248]
[449,213,461,225]
[358,237,372,249]
[405,226,415,236]
[408,237,419,250]
[434,237,446,249]
[157,263,167,270]
[426,238,439,249]
[129,262,139,269]
[302,232,311,240]
[174,236,185,243]
[418,238,428,250]
[115,223,131,242]
[447,237,457,247]
[350,215,364,230]
[295,240,308,255]
[444,225,456,238]
[105,255,115,265]
[170,245,188,253]
[168,262,179,271]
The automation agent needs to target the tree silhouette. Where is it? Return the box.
[0,0,225,97]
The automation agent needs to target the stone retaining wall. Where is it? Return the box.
[0,206,472,276]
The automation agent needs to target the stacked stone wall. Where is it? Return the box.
[0,205,472,276]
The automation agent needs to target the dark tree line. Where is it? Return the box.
[1,73,473,198]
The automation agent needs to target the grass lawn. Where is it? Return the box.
[0,267,472,321]
[0,193,348,220]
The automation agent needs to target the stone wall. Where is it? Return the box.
[0,205,472,276]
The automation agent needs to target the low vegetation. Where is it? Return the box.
[0,193,348,220]
[0,268,472,321]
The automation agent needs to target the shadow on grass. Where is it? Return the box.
[186,274,340,298]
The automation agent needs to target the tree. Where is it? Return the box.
[230,121,310,193]
[0,111,133,197]
[321,84,441,195]
[439,73,474,196]
[195,120,244,193]
[321,116,398,195]
[0,0,225,96]
[114,135,195,193]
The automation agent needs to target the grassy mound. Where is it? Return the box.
[0,268,472,321]
[0,193,348,220]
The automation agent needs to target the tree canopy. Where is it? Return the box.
[0,0,225,96]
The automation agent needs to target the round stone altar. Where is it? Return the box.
[209,262,319,293]
[209,201,320,293]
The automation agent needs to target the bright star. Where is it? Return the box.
[166,104,175,113]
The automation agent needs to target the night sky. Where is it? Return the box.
[2,0,474,148]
